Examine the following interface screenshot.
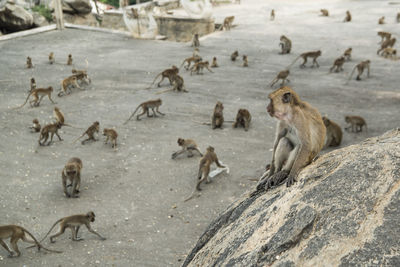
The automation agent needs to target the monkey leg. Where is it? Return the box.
[136,109,147,120]
[0,239,14,257]
[48,95,56,104]
[50,227,66,243]
[71,227,83,241]
[300,57,307,68]
[85,225,106,240]
[37,95,45,106]
[270,78,278,87]
[55,131,63,141]
[104,136,109,144]
[156,107,165,116]
[244,120,250,131]
[157,76,165,87]
[151,108,157,117]
[313,59,320,68]
[10,237,21,257]
[42,134,49,146]
[63,178,70,198]
[71,179,79,198]
[171,149,185,159]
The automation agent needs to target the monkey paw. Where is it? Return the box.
[265,170,289,190]
[286,175,297,187]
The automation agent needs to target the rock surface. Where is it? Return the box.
[32,12,49,27]
[0,0,33,32]
[64,0,91,14]
[183,129,400,266]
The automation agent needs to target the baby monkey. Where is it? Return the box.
[67,54,73,65]
[30,119,41,133]
[62,157,83,198]
[26,56,33,68]
[171,138,203,159]
[320,9,329,16]
[73,121,100,144]
[49,52,55,64]
[30,77,36,92]
[211,57,219,68]
[322,116,342,148]
[344,10,351,22]
[270,9,275,21]
[242,55,249,67]
[233,109,251,131]
[378,16,385,24]
[191,33,200,47]
[345,115,367,132]
[231,50,239,61]
[103,128,118,148]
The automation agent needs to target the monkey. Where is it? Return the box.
[231,50,239,61]
[0,225,61,257]
[288,50,322,68]
[269,69,290,87]
[233,109,251,131]
[279,35,292,54]
[38,212,106,243]
[381,47,397,59]
[103,128,118,148]
[329,56,345,73]
[184,146,226,202]
[377,37,396,55]
[38,122,63,146]
[71,69,91,85]
[378,16,385,24]
[322,116,342,148]
[29,119,41,133]
[26,56,33,68]
[255,86,326,191]
[14,87,56,109]
[61,157,83,198]
[147,66,179,88]
[345,115,367,132]
[344,10,351,22]
[191,33,200,47]
[156,74,188,94]
[30,77,36,92]
[343,47,352,61]
[347,60,370,82]
[397,12,400,23]
[171,138,203,159]
[242,55,248,67]
[190,61,213,75]
[58,76,81,97]
[320,9,329,16]
[193,48,200,57]
[270,9,275,21]
[67,54,73,65]
[73,121,100,144]
[377,31,391,44]
[212,101,224,129]
[211,57,218,68]
[180,56,202,70]
[124,99,165,123]
[219,16,235,31]
[49,52,55,64]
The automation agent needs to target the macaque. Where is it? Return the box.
[211,57,218,68]
[38,212,106,243]
[156,74,188,94]
[212,101,224,129]
[26,57,33,68]
[329,56,345,73]
[242,55,248,67]
[0,225,61,257]
[256,86,326,191]
[38,122,63,146]
[49,52,55,64]
[322,116,342,148]
[347,60,370,81]
[289,50,322,68]
[103,128,118,148]
[344,10,351,22]
[72,69,91,85]
[233,109,251,131]
[381,47,397,59]
[279,35,292,54]
[219,16,235,30]
[377,38,396,54]
[190,61,213,75]
[269,69,290,87]
[14,87,56,109]
[345,115,367,132]
[180,56,202,70]
[58,76,81,97]
[171,138,203,159]
[270,9,275,21]
[30,77,36,92]
[378,16,385,24]
[30,119,41,133]
[191,33,200,47]
[320,9,329,16]
[343,47,352,61]
[377,31,391,44]
[147,66,179,88]
[231,50,239,61]
[193,48,200,57]
[124,99,165,123]
[61,157,83,198]
[73,121,100,144]
[67,54,73,65]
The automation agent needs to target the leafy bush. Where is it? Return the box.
[32,5,53,22]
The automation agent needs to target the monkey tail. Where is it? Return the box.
[346,65,357,84]
[13,91,33,109]
[62,123,82,129]
[180,59,187,69]
[286,55,302,69]
[184,189,201,202]
[146,73,162,89]
[123,104,142,125]
[22,227,62,253]
[38,219,63,243]
[156,88,174,95]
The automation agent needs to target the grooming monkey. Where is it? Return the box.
[29,119,41,133]
[344,10,351,22]
[233,109,251,131]
[256,87,326,191]
[180,55,202,70]
[14,87,56,109]
[269,69,290,87]
[377,37,396,54]
[0,225,61,257]
[67,54,73,65]
[26,57,33,68]
[212,101,224,129]
[147,65,179,88]
[279,35,292,54]
[347,60,370,82]
[38,212,106,243]
[231,50,239,61]
[124,99,165,123]
[322,116,342,148]
[219,16,235,30]
[62,157,83,198]
[30,77,36,92]
[190,61,213,75]
[58,76,81,97]
[242,55,249,67]
[288,50,322,68]
[377,31,391,44]
[343,47,352,61]
[320,9,329,16]
[191,33,200,47]
[211,57,219,68]
[38,122,63,146]
[329,56,345,73]
[171,138,203,159]
[49,52,55,64]
[103,128,118,148]
[73,121,100,144]
[345,115,367,132]
[381,47,397,59]
[378,16,385,24]
[156,74,187,94]
[270,9,275,21]
[184,146,226,202]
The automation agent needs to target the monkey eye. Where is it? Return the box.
[282,92,291,103]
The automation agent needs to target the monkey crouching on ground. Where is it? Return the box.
[255,86,326,192]
[344,10,351,22]
[211,57,219,68]
[322,116,342,148]
[67,54,73,65]
[62,157,83,198]
[171,138,203,159]
[233,109,251,131]
[191,33,200,47]
[29,119,41,133]
[231,50,239,61]
[212,101,224,129]
[26,57,33,68]
[49,52,55,64]
[279,35,292,54]
[320,9,329,16]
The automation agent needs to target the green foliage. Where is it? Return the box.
[32,5,53,22]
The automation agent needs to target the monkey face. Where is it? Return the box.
[207,146,215,152]
[87,212,96,222]
[215,102,224,110]
[177,138,184,145]
[322,117,331,126]
[268,87,299,121]
[65,165,77,176]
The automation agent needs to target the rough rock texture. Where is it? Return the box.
[64,0,91,14]
[32,12,49,27]
[0,1,33,32]
[63,12,99,27]
[183,129,400,267]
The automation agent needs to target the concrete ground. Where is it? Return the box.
[0,0,399,266]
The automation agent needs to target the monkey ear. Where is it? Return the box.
[282,92,291,103]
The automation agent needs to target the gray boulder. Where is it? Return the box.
[32,12,49,27]
[49,0,75,14]
[0,0,33,32]
[64,0,91,14]
[183,129,400,266]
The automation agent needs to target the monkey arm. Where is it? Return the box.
[269,125,288,176]
[214,157,225,168]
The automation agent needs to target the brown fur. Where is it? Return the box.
[67,54,73,65]
[344,10,351,22]
[124,99,165,123]
[378,16,385,24]
[270,69,290,87]
[329,56,345,73]
[320,9,329,16]
[212,101,224,129]
[345,115,367,132]
[49,52,55,64]
[73,121,100,144]
[289,50,322,68]
[62,157,83,198]
[30,119,41,133]
[190,61,213,75]
[231,50,239,61]
[242,55,249,67]
[103,128,118,148]
[181,56,202,70]
[347,60,370,81]
[148,66,179,88]
[26,57,33,68]
[322,117,342,148]
[14,87,56,109]
[270,9,275,21]
[343,47,352,61]
[211,57,218,68]
[38,122,63,146]
[279,35,292,54]
[381,47,397,59]
[171,138,203,159]
[220,16,235,30]
[58,76,81,97]
[30,77,36,92]
[233,109,251,131]
[191,33,200,47]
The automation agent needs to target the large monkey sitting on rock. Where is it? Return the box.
[256,87,326,191]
